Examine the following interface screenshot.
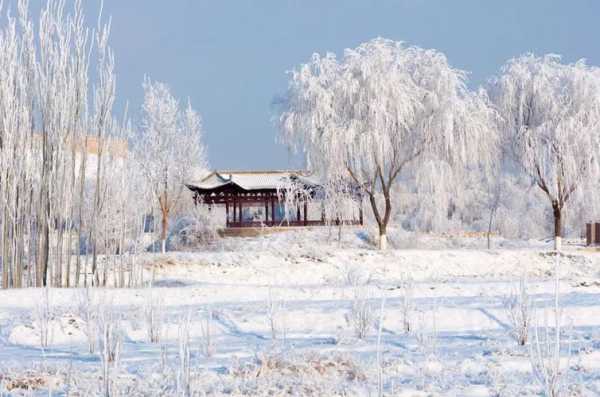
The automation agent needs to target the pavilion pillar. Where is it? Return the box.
[225,202,230,227]
[296,205,301,225]
[265,199,269,225]
[239,200,243,227]
[271,196,275,225]
[233,198,237,224]
[303,201,308,226]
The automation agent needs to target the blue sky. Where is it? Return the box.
[71,1,600,169]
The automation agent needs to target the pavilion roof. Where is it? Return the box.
[187,170,321,192]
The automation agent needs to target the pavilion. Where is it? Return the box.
[186,170,363,228]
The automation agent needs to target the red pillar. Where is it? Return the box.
[265,199,269,225]
[271,196,275,224]
[233,199,237,224]
[225,202,230,227]
[303,201,308,226]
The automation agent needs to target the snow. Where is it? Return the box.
[189,170,318,191]
[1,228,600,395]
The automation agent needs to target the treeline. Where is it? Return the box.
[278,39,600,250]
[0,2,206,288]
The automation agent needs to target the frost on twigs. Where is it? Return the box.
[177,310,192,397]
[143,288,165,344]
[413,305,441,390]
[135,78,208,254]
[173,204,220,250]
[96,300,123,397]
[200,307,216,357]
[265,288,287,343]
[528,253,573,397]
[346,284,376,340]
[504,274,533,346]
[399,275,415,334]
[34,287,53,348]
[77,287,100,354]
[341,265,377,340]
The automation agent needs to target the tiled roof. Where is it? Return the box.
[188,170,320,191]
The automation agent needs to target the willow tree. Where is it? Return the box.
[279,38,493,249]
[488,54,600,251]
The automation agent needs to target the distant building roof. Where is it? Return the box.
[187,170,320,192]
[32,133,128,158]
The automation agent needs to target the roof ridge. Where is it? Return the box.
[214,169,308,174]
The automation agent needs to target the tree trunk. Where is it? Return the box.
[378,224,388,250]
[367,190,392,250]
[552,202,562,252]
[2,209,9,289]
[487,208,496,250]
[160,208,168,254]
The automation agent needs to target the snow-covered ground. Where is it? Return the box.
[1,228,600,395]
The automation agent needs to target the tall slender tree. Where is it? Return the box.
[137,79,207,253]
[0,0,145,289]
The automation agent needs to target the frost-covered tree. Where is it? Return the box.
[0,1,155,289]
[137,79,207,253]
[279,38,494,249]
[488,54,600,250]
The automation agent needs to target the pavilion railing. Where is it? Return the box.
[226,219,362,228]
[586,222,600,246]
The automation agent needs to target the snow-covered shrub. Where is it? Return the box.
[177,311,192,397]
[504,275,532,346]
[77,288,99,354]
[342,264,372,287]
[97,302,123,397]
[143,288,164,343]
[529,311,572,397]
[171,204,220,249]
[375,296,386,397]
[414,306,441,391]
[528,254,572,397]
[34,287,53,348]
[265,288,287,342]
[159,342,169,374]
[346,284,376,340]
[342,264,376,340]
[400,276,415,334]
[200,307,215,357]
[415,307,439,359]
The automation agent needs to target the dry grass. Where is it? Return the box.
[0,371,62,392]
[232,352,366,382]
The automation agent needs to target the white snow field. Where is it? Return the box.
[1,228,600,396]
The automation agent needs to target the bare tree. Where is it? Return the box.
[488,54,600,251]
[279,38,494,249]
[137,79,207,253]
[0,1,155,290]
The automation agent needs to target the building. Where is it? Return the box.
[186,170,363,228]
